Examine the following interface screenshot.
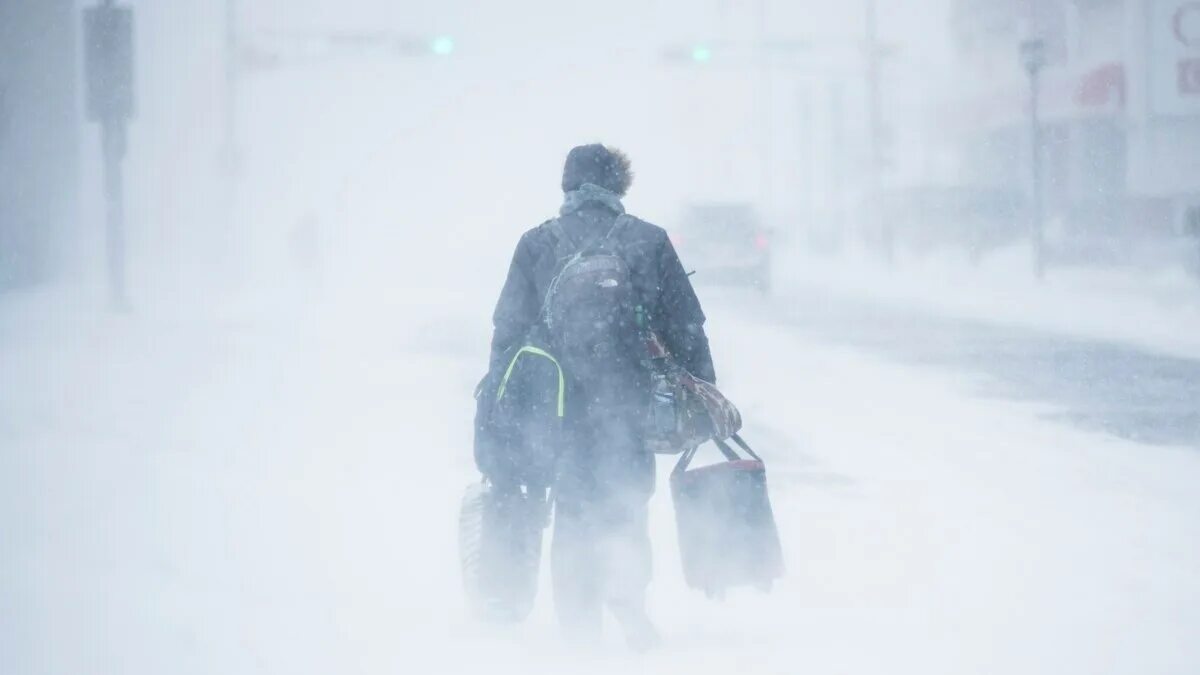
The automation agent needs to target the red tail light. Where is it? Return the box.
[754,233,769,250]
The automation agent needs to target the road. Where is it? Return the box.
[4,273,1200,675]
[730,284,1200,449]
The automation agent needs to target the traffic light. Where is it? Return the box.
[430,35,455,56]
[691,45,713,64]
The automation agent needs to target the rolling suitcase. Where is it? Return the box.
[670,433,784,597]
[458,480,550,622]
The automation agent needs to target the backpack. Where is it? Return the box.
[473,338,563,487]
[472,215,638,483]
[541,215,641,369]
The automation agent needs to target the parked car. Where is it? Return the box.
[671,203,772,292]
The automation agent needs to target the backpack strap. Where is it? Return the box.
[548,214,632,260]
[600,214,633,247]
[547,218,579,263]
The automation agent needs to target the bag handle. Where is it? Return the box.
[672,433,761,475]
[726,433,763,462]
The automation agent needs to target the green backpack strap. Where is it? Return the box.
[496,345,566,418]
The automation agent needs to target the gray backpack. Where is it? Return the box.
[541,215,641,367]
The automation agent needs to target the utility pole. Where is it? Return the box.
[220,0,240,282]
[798,85,814,245]
[223,0,239,173]
[1021,37,1046,280]
[757,0,773,218]
[865,0,890,262]
[830,81,846,240]
[84,0,135,310]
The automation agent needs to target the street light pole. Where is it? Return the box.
[865,0,890,263]
[218,0,242,283]
[101,118,127,307]
[223,0,238,172]
[757,0,773,218]
[84,0,135,310]
[1021,38,1047,280]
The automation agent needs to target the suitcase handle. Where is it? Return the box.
[673,433,762,474]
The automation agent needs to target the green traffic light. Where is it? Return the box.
[691,45,712,63]
[430,36,455,56]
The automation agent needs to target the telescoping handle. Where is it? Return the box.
[673,433,762,475]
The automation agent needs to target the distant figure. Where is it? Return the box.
[487,144,715,648]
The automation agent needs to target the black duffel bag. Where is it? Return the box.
[473,340,564,486]
[464,339,562,622]
[670,433,784,597]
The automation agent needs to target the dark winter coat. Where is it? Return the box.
[488,201,714,504]
[490,204,716,384]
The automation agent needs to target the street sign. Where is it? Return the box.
[84,2,135,123]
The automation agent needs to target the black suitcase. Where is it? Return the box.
[670,434,784,597]
[458,480,550,622]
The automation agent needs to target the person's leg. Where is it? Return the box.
[550,497,602,639]
[591,415,660,650]
[556,369,656,646]
[550,414,604,638]
[599,495,660,650]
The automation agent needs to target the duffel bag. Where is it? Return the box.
[670,433,784,597]
[473,341,564,486]
[644,332,742,454]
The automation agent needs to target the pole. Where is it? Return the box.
[830,82,845,239]
[798,86,813,244]
[220,0,241,281]
[865,0,890,262]
[223,0,238,171]
[1029,65,1044,279]
[84,0,134,309]
[757,0,773,218]
[101,118,128,308]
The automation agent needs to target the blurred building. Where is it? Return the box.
[0,1,80,289]
[947,0,1200,263]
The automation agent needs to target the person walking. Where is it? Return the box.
[488,144,715,649]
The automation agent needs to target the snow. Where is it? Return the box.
[775,242,1200,360]
[6,2,1199,671]
[4,254,1200,673]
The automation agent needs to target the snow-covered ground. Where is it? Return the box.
[6,3,1198,670]
[4,246,1199,673]
[777,242,1200,360]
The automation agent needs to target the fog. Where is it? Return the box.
[4,1,1200,674]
